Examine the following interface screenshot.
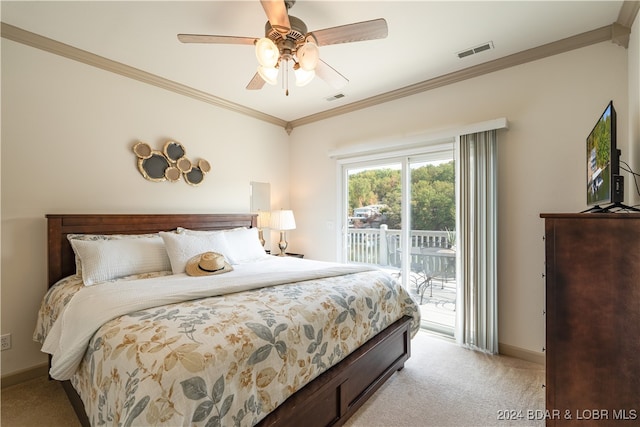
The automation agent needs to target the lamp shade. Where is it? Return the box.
[256,211,271,228]
[257,65,279,85]
[270,209,296,230]
[297,41,319,71]
[255,37,279,68]
[294,67,315,87]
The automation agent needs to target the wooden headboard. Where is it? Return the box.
[46,213,257,288]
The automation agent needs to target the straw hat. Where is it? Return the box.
[185,252,233,276]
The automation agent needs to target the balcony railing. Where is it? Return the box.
[347,224,452,268]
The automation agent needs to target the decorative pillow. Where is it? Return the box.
[159,231,234,273]
[177,227,268,264]
[223,227,269,264]
[67,233,163,276]
[69,236,171,286]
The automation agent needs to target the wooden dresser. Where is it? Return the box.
[541,213,640,426]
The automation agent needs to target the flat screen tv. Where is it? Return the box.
[586,101,620,210]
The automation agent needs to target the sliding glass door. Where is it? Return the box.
[341,145,456,336]
[408,156,456,335]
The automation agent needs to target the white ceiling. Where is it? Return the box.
[1,1,628,124]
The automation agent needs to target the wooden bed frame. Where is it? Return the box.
[47,213,412,427]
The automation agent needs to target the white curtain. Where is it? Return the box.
[456,130,498,354]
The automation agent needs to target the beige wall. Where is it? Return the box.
[0,39,289,376]
[2,13,638,377]
[288,40,631,358]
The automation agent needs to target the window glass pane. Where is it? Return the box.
[346,162,401,268]
[409,157,456,335]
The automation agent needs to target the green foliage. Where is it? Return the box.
[348,161,455,231]
[348,169,401,208]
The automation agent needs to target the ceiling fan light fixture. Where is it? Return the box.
[294,67,315,87]
[179,5,389,95]
[255,37,279,67]
[297,41,319,71]
[257,65,279,85]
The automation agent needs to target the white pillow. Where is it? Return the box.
[224,227,268,264]
[159,231,234,273]
[176,227,268,264]
[176,227,245,234]
[67,233,162,277]
[69,236,171,286]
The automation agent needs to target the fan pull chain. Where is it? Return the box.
[284,59,289,96]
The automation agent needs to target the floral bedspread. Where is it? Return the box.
[35,269,420,426]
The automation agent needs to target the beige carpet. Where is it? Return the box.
[1,331,544,427]
[1,374,81,427]
[345,332,545,427]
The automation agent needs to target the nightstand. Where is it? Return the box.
[266,250,304,258]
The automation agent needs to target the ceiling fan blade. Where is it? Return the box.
[260,0,291,35]
[315,59,349,90]
[177,34,256,45]
[310,18,388,47]
[246,73,266,90]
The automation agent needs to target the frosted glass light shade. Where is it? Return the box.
[257,65,279,85]
[270,209,296,230]
[297,41,319,71]
[255,37,279,67]
[294,67,315,87]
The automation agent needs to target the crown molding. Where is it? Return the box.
[617,0,640,28]
[0,22,288,129]
[2,18,631,133]
[288,23,628,129]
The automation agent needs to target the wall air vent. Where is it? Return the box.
[326,93,346,102]
[457,41,494,59]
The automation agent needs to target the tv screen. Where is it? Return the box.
[586,101,618,207]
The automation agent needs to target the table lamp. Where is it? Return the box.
[269,209,296,256]
[256,210,271,247]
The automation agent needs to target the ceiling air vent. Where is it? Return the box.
[326,93,346,102]
[457,41,494,59]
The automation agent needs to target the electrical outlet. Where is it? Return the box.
[1,334,11,351]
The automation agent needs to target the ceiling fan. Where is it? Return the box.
[178,0,388,95]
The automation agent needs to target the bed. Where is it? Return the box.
[35,213,420,427]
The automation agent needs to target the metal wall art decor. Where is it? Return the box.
[133,140,211,186]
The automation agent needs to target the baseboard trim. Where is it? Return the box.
[499,342,545,365]
[1,363,49,388]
